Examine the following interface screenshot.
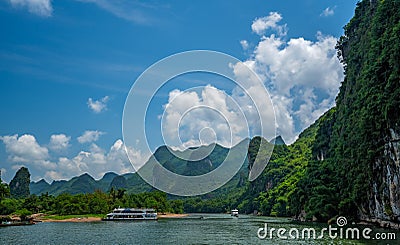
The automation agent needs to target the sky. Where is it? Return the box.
[0,0,359,183]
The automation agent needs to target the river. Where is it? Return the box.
[1,214,398,244]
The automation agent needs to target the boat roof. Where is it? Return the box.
[113,208,156,212]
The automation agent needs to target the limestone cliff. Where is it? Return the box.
[292,0,400,228]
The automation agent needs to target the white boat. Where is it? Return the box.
[231,209,239,217]
[102,208,157,221]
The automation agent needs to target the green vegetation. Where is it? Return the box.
[29,144,232,196]
[0,170,10,202]
[28,142,247,214]
[2,168,183,216]
[0,190,183,216]
[181,180,248,213]
[4,142,249,216]
[0,182,10,202]
[4,1,399,222]
[291,0,400,222]
[235,116,320,216]
[216,0,400,223]
[10,167,30,199]
[181,1,400,223]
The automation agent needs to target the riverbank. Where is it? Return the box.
[40,216,102,222]
[158,213,188,218]
[33,213,103,222]
[35,213,188,222]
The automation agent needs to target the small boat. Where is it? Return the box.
[0,221,35,227]
[231,209,239,217]
[102,208,157,221]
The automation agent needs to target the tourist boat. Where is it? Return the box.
[231,209,239,217]
[102,208,157,221]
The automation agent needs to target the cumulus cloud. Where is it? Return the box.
[251,12,287,36]
[1,134,49,163]
[161,85,249,149]
[0,133,145,181]
[44,139,144,180]
[87,96,109,113]
[0,134,56,173]
[159,12,343,146]
[49,134,70,151]
[8,0,53,17]
[240,14,344,143]
[320,6,335,17]
[77,130,104,144]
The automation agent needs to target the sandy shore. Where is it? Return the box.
[158,213,188,219]
[39,217,102,222]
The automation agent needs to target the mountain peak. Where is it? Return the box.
[77,173,95,180]
[102,172,118,179]
[37,179,49,185]
[270,135,286,145]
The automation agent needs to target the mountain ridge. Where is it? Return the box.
[30,142,249,196]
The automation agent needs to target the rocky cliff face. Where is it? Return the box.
[366,126,400,227]
[292,0,400,227]
[331,0,400,227]
[10,167,30,199]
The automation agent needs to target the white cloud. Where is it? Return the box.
[0,134,57,173]
[161,85,249,149]
[11,164,25,171]
[77,130,104,144]
[49,134,70,151]
[251,12,287,36]
[0,133,144,181]
[1,134,49,163]
[240,13,344,143]
[45,139,143,180]
[87,96,109,113]
[8,0,53,17]
[320,6,335,17]
[253,32,341,96]
[240,40,249,50]
[230,61,276,139]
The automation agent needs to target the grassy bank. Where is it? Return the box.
[39,214,104,220]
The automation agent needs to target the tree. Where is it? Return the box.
[0,183,10,202]
[291,0,400,222]
[10,167,31,199]
[0,169,10,201]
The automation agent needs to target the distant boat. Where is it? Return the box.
[102,208,157,221]
[231,209,239,217]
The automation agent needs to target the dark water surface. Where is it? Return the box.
[0,214,398,244]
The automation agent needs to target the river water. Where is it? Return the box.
[1,214,398,244]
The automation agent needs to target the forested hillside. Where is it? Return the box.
[235,118,320,216]
[290,0,400,226]
[2,1,399,228]
[227,1,400,228]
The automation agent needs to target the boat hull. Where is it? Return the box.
[101,217,157,221]
[103,208,157,221]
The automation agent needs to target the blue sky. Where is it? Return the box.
[0,0,358,182]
